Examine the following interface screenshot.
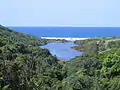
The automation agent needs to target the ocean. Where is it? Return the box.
[9,27,120,38]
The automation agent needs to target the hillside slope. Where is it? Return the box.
[0,25,47,46]
[0,25,61,90]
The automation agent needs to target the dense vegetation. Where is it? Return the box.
[1,25,120,90]
[73,37,120,53]
[0,25,47,46]
[0,25,60,90]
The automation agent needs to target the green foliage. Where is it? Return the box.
[107,40,120,49]
[0,25,47,46]
[0,25,58,90]
[0,85,9,90]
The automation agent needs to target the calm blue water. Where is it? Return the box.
[40,42,83,60]
[9,27,120,37]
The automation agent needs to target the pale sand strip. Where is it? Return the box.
[41,37,89,41]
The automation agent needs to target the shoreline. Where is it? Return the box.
[41,37,90,41]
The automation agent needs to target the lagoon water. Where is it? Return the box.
[40,42,83,60]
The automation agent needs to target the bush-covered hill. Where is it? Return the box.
[0,25,47,46]
[0,25,61,90]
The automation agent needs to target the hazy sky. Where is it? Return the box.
[0,0,120,27]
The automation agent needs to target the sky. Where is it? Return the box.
[0,0,120,27]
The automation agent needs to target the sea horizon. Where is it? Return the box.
[9,27,120,38]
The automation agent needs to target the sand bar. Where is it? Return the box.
[41,37,89,41]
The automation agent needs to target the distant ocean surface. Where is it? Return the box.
[9,27,120,37]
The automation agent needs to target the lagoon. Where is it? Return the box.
[40,42,83,60]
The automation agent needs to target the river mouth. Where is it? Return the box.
[40,41,83,61]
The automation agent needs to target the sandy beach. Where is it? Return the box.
[41,37,89,41]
